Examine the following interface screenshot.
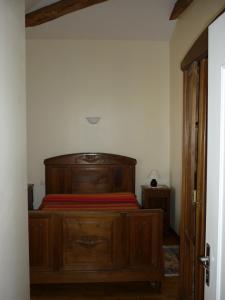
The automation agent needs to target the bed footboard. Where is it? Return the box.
[29,209,163,284]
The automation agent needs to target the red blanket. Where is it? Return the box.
[39,192,140,211]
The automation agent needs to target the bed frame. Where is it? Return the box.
[29,153,163,285]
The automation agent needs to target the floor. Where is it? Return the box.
[30,229,179,300]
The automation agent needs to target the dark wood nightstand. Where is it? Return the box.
[141,185,171,234]
[28,184,34,210]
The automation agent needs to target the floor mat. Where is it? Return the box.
[163,245,179,277]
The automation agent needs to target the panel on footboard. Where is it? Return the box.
[128,212,163,277]
[29,214,53,272]
[62,214,123,271]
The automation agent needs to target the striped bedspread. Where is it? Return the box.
[39,193,140,211]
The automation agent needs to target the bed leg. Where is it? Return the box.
[156,281,162,292]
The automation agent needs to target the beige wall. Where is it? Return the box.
[27,40,170,207]
[0,1,29,299]
[170,0,225,232]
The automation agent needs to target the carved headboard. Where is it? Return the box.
[44,153,136,195]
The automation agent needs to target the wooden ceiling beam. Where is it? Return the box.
[170,0,194,20]
[26,0,109,27]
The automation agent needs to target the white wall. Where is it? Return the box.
[170,0,225,232]
[27,40,170,208]
[0,1,29,299]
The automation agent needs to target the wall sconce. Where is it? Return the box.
[86,117,101,125]
[147,169,160,187]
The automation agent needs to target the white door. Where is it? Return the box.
[206,12,225,300]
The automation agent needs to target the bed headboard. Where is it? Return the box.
[44,153,136,195]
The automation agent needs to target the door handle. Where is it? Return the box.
[199,255,210,268]
[199,243,210,286]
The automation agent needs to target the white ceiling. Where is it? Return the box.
[26,0,176,40]
[26,0,58,12]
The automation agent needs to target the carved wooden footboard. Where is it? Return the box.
[29,209,163,284]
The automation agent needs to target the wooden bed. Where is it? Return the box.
[29,153,163,286]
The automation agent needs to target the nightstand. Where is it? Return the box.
[141,185,171,234]
[28,184,34,210]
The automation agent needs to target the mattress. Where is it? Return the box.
[39,192,140,211]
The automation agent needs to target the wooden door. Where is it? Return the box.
[180,61,199,300]
[180,58,207,300]
[195,59,207,300]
